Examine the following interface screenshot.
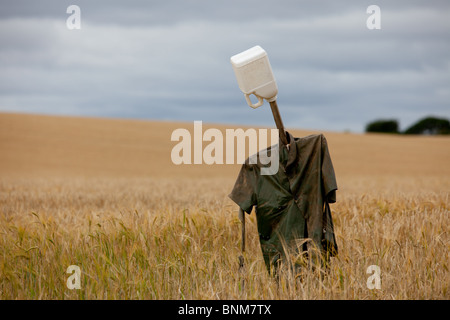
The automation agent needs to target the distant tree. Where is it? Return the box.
[404,117,450,135]
[365,119,399,134]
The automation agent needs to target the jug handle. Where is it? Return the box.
[245,93,264,109]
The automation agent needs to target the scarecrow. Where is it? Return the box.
[229,46,338,275]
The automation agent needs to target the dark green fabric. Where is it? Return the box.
[229,132,338,273]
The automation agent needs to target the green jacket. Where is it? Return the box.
[229,132,338,272]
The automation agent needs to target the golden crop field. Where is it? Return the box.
[0,112,449,299]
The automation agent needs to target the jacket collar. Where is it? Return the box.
[280,131,298,170]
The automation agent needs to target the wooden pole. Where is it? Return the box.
[269,100,289,146]
[239,208,245,253]
[238,208,245,290]
[238,208,245,271]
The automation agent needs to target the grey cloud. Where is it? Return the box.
[0,0,449,133]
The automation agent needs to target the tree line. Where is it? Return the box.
[365,116,450,135]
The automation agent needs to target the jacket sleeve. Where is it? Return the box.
[228,162,258,214]
[321,135,338,203]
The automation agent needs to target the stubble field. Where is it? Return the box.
[0,112,448,299]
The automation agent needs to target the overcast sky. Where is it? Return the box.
[1,0,449,132]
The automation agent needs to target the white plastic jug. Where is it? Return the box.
[230,45,278,108]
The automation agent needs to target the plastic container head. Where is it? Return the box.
[230,45,278,108]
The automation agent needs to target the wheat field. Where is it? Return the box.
[0,112,449,300]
